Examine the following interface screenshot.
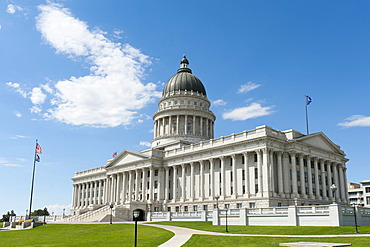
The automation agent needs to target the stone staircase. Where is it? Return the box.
[60,205,117,222]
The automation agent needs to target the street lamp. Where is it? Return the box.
[109,204,114,224]
[225,204,229,233]
[133,209,140,247]
[351,203,359,233]
[215,195,219,209]
[330,184,337,204]
[63,208,65,218]
[25,210,28,220]
[179,204,182,213]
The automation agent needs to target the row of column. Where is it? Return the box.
[154,115,214,139]
[72,180,105,208]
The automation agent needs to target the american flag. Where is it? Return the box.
[112,152,117,158]
[36,143,42,154]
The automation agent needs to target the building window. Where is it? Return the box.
[193,205,198,211]
[297,171,300,180]
[225,204,230,209]
[231,187,233,194]
[231,172,233,181]
[167,207,171,212]
[155,169,159,176]
[236,203,242,209]
[296,157,300,165]
[255,168,258,179]
[174,101,178,104]
[319,175,322,184]
[255,184,258,192]
[154,207,159,212]
[200,102,203,106]
[366,187,370,193]
[194,101,197,105]
[243,185,246,194]
[249,202,256,208]
[304,172,308,182]
[203,205,208,211]
[254,153,258,162]
[154,193,158,200]
[278,203,282,207]
[184,206,188,212]
[312,174,315,183]
[242,170,245,180]
[181,100,184,104]
[304,159,307,167]
[175,206,179,212]
[154,180,158,189]
[242,155,245,164]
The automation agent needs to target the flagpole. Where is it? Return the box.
[305,96,309,135]
[28,139,38,219]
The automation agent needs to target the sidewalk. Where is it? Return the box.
[145,223,370,247]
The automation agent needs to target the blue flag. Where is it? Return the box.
[306,95,312,105]
[35,154,40,162]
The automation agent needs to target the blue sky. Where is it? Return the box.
[1,0,370,216]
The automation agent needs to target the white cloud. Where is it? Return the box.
[10,135,29,139]
[213,99,227,106]
[30,3,160,127]
[30,87,46,104]
[139,141,151,147]
[6,82,27,98]
[338,115,370,127]
[0,163,23,167]
[6,4,23,14]
[14,111,22,118]
[222,102,274,121]
[30,106,42,113]
[238,81,261,94]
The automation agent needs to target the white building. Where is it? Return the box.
[348,181,370,207]
[70,56,349,221]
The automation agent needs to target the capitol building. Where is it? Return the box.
[70,56,349,221]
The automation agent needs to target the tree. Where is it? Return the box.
[1,210,16,222]
[30,207,50,216]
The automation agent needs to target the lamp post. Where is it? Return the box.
[179,204,182,213]
[330,184,337,204]
[43,207,47,224]
[215,195,220,226]
[63,208,65,218]
[351,203,359,233]
[109,204,114,224]
[25,210,28,220]
[225,204,229,233]
[133,209,140,247]
[215,195,219,209]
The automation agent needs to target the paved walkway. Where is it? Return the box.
[145,224,370,247]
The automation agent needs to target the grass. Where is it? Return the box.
[0,223,174,246]
[149,221,370,235]
[183,235,370,247]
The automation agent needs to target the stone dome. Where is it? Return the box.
[162,55,207,96]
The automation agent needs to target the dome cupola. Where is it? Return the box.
[152,55,216,147]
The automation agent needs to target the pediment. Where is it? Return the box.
[295,132,344,155]
[106,150,149,168]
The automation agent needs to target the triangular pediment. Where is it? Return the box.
[294,132,344,155]
[106,150,149,168]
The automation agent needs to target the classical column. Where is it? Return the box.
[200,117,203,136]
[321,161,328,200]
[172,166,177,202]
[103,178,108,204]
[231,154,237,198]
[314,158,321,199]
[327,162,333,201]
[185,115,188,135]
[128,171,133,202]
[165,167,169,201]
[181,164,186,201]
[269,150,275,195]
[291,153,299,198]
[220,156,225,199]
[190,162,195,201]
[283,153,290,195]
[75,184,80,208]
[277,152,284,196]
[149,167,154,201]
[243,152,250,197]
[262,148,271,197]
[159,167,165,200]
[142,168,147,201]
[169,116,172,135]
[257,149,263,196]
[333,163,340,202]
[307,157,314,199]
[206,119,209,137]
[135,170,139,201]
[121,173,126,203]
[339,164,346,201]
[110,176,115,204]
[299,154,306,198]
[209,158,214,198]
[71,184,76,208]
[199,160,204,200]
[193,115,196,135]
[343,165,349,202]
[176,115,179,135]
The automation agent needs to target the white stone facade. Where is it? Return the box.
[70,56,349,220]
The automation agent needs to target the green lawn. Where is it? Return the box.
[150,221,370,235]
[183,235,370,247]
[0,223,174,247]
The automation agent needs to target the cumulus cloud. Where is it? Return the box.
[30,87,46,104]
[139,141,151,147]
[10,135,30,139]
[14,111,22,118]
[6,82,27,98]
[338,115,370,127]
[213,99,227,106]
[6,4,23,14]
[44,204,71,215]
[5,3,160,128]
[222,102,274,121]
[0,158,23,167]
[238,81,261,94]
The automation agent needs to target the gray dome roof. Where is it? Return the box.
[162,55,207,96]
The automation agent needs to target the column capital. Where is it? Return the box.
[230,153,236,159]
